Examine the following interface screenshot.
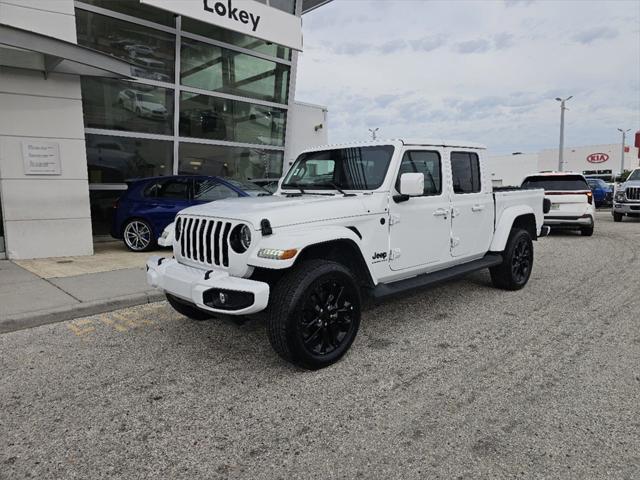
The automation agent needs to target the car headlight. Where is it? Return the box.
[229,224,252,254]
[615,192,625,202]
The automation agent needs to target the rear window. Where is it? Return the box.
[522,175,589,191]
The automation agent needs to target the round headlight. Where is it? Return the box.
[240,225,252,250]
[230,224,252,254]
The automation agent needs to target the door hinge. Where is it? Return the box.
[389,248,401,260]
[450,237,460,248]
[389,214,400,226]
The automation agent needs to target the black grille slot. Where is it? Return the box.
[198,219,206,262]
[205,221,214,264]
[221,223,231,267]
[213,222,222,265]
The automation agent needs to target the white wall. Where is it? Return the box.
[0,0,93,259]
[488,143,640,187]
[283,101,328,174]
[485,153,539,187]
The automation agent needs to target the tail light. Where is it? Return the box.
[586,191,593,204]
[112,199,120,209]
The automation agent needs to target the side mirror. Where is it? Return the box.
[400,172,424,196]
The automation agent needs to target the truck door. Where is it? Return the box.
[389,149,451,271]
[449,151,493,258]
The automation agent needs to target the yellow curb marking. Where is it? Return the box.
[67,319,96,337]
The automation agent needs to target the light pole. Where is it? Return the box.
[368,128,379,141]
[617,128,630,179]
[555,96,572,171]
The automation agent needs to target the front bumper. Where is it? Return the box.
[544,214,593,228]
[146,256,269,315]
[613,202,640,214]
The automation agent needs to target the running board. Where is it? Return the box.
[370,253,503,301]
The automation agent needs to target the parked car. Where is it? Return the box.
[117,89,167,120]
[112,175,269,251]
[522,172,595,236]
[612,168,640,222]
[586,178,613,207]
[146,139,548,369]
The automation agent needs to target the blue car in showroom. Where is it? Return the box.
[112,175,269,251]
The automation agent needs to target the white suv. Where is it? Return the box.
[521,172,595,236]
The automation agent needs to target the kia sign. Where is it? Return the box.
[586,153,609,164]
[140,0,303,51]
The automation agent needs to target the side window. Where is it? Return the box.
[451,152,481,194]
[395,150,441,195]
[194,179,240,201]
[144,179,190,200]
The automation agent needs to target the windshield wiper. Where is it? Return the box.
[313,182,356,197]
[281,183,334,196]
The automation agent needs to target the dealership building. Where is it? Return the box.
[487,143,640,187]
[0,0,329,259]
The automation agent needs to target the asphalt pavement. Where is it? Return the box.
[1,212,639,479]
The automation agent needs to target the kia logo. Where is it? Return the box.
[586,153,609,164]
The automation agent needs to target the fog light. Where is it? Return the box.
[203,288,254,311]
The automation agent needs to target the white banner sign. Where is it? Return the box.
[22,142,61,175]
[141,0,303,51]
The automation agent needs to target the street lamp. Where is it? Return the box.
[617,128,630,179]
[368,128,379,141]
[555,96,573,171]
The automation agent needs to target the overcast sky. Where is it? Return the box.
[296,0,640,155]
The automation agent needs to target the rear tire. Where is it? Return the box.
[580,225,594,236]
[613,212,623,222]
[490,228,533,291]
[166,294,213,321]
[267,260,361,370]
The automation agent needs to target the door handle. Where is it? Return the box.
[433,208,449,217]
[472,204,485,212]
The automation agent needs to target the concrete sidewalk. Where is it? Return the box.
[0,243,166,333]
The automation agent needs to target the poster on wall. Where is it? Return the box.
[140,0,303,50]
[22,141,61,175]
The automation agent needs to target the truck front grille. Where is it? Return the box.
[176,216,232,267]
[626,187,640,201]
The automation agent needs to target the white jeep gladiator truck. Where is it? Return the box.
[147,139,549,369]
[613,168,640,221]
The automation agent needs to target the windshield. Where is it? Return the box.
[136,93,156,102]
[225,179,271,197]
[628,170,640,181]
[522,175,589,191]
[283,145,395,190]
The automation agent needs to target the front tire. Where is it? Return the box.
[166,294,213,321]
[267,260,361,370]
[490,228,533,291]
[613,212,623,222]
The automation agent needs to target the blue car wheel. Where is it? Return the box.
[123,218,155,252]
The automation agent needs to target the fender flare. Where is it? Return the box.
[248,225,368,271]
[490,205,537,252]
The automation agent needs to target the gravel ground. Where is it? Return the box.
[1,212,639,480]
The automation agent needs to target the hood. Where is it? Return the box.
[622,180,640,188]
[178,193,386,229]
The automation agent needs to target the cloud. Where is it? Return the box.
[332,42,371,55]
[455,38,492,54]
[410,35,446,52]
[377,39,407,54]
[572,26,618,44]
[494,33,514,49]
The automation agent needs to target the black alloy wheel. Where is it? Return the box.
[299,279,357,357]
[510,235,532,285]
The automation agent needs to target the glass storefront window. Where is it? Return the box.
[181,37,290,104]
[86,134,173,184]
[179,143,283,180]
[269,0,296,14]
[76,9,175,82]
[81,78,174,135]
[181,17,291,61]
[179,92,286,146]
[76,0,177,27]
